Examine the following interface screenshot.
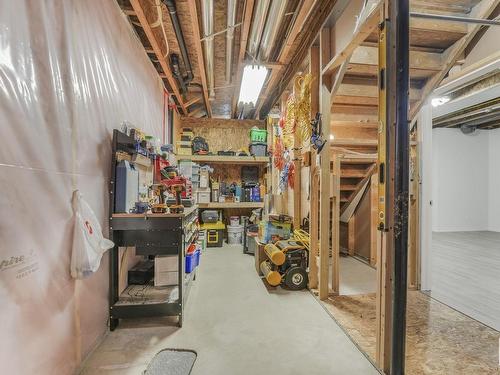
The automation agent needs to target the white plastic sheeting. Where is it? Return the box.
[0,1,165,373]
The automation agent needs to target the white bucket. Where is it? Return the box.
[227,225,244,244]
[229,216,240,226]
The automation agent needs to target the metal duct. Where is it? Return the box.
[247,0,270,60]
[201,0,215,99]
[226,0,238,83]
[258,0,288,61]
[163,0,194,97]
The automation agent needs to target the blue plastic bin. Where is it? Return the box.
[194,249,200,267]
[185,249,201,273]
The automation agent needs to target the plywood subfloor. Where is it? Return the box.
[320,291,500,374]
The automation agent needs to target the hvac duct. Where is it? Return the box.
[247,0,270,60]
[258,0,288,61]
[226,0,238,83]
[201,0,215,99]
[163,0,194,98]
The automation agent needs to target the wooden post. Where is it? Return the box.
[370,173,379,266]
[348,216,355,256]
[318,85,332,300]
[308,45,320,289]
[331,155,340,295]
[293,127,302,229]
[309,168,320,288]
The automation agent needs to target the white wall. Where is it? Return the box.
[432,128,489,231]
[0,1,164,374]
[488,129,500,232]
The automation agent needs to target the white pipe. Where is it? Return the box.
[201,0,215,99]
[258,0,288,61]
[226,0,238,83]
[247,0,270,60]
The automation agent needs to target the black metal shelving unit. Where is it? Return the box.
[108,130,198,330]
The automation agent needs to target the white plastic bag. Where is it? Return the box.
[70,190,114,279]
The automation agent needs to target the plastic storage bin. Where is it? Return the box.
[185,250,199,273]
[250,127,267,143]
[249,142,267,156]
[227,225,244,244]
[201,221,225,247]
[202,210,219,223]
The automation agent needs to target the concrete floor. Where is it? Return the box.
[80,244,379,374]
[338,256,377,295]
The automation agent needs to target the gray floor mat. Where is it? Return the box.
[144,349,197,375]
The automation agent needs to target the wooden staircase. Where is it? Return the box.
[337,156,377,214]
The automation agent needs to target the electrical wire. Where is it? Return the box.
[292,229,310,251]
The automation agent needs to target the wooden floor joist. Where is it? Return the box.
[186,0,212,117]
[129,0,187,115]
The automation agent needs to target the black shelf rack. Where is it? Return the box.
[108,130,198,330]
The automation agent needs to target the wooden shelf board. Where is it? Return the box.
[198,202,264,209]
[180,155,269,165]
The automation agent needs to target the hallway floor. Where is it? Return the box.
[80,244,379,374]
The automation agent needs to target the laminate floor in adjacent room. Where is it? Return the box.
[79,244,378,375]
[431,231,500,331]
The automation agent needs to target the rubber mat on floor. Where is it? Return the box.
[144,349,197,375]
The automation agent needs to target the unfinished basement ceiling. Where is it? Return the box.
[433,72,500,130]
[117,0,339,119]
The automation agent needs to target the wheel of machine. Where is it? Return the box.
[284,267,308,290]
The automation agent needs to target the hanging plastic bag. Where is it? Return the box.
[70,190,114,279]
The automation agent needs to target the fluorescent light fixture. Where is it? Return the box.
[431,96,450,107]
[238,65,268,105]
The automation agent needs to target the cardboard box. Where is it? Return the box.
[155,255,177,272]
[198,191,211,204]
[199,170,209,188]
[154,255,178,286]
[155,271,178,286]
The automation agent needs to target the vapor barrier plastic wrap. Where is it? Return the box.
[0,1,165,373]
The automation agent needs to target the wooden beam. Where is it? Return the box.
[129,0,187,115]
[319,85,332,300]
[369,173,378,266]
[410,0,500,120]
[331,138,378,147]
[308,45,320,289]
[349,45,443,72]
[332,120,379,129]
[337,82,421,100]
[253,0,317,118]
[188,106,206,118]
[231,0,255,117]
[187,0,212,117]
[321,1,382,79]
[257,0,338,118]
[184,96,201,108]
[242,60,285,69]
[309,168,320,288]
[348,215,355,256]
[331,155,341,295]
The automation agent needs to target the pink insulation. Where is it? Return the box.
[0,0,166,373]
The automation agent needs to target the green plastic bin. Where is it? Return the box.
[250,127,267,143]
